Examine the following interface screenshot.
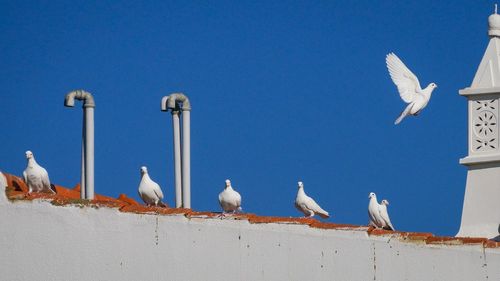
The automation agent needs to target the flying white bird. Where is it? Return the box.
[218,179,242,213]
[295,181,329,219]
[23,150,55,194]
[368,192,383,228]
[138,166,165,207]
[379,199,395,231]
[386,52,437,125]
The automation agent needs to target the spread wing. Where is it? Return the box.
[386,53,422,103]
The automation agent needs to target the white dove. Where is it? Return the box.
[386,52,437,125]
[218,179,242,213]
[379,199,395,230]
[23,150,55,194]
[295,181,329,219]
[138,166,165,207]
[368,192,383,228]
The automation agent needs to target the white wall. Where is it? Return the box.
[0,172,6,191]
[457,162,500,238]
[1,186,499,281]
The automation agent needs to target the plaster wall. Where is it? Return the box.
[457,163,500,238]
[0,172,6,191]
[1,189,499,281]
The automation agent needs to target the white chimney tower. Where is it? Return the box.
[457,6,500,238]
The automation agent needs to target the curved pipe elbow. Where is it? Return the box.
[175,93,191,111]
[65,90,95,108]
[161,93,191,112]
[161,96,170,111]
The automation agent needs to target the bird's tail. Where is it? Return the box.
[384,222,395,231]
[394,103,413,125]
[317,209,330,219]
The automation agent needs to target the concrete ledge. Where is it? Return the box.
[2,172,500,280]
[459,87,500,96]
[460,154,500,165]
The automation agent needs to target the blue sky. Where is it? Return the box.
[0,1,494,236]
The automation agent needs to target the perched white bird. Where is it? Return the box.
[23,151,55,194]
[294,181,329,219]
[386,52,437,125]
[218,179,242,213]
[138,166,165,206]
[379,199,395,231]
[368,192,383,228]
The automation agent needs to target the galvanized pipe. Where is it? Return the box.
[80,116,85,198]
[172,110,182,208]
[161,93,191,208]
[84,105,95,199]
[165,93,191,111]
[181,110,191,208]
[65,90,95,200]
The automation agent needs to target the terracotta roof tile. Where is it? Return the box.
[117,194,140,205]
[186,211,223,218]
[5,173,29,192]
[404,232,434,240]
[310,221,368,230]
[53,185,80,199]
[485,240,500,248]
[248,215,316,225]
[426,236,489,246]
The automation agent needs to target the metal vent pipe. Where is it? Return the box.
[172,109,182,207]
[161,93,191,208]
[64,90,95,200]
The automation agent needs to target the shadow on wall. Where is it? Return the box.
[492,224,500,242]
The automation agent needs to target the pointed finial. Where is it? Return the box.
[489,5,500,37]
